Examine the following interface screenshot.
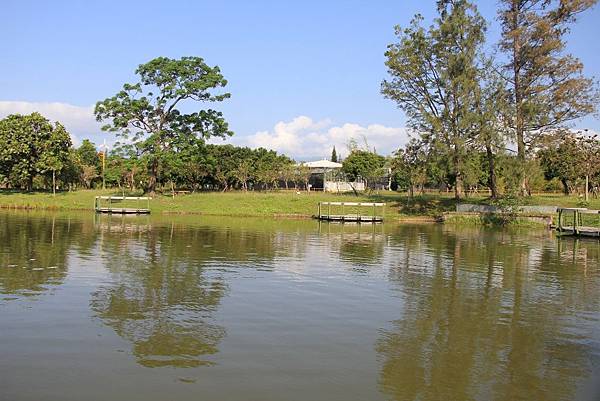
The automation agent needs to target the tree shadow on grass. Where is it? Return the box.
[366,193,459,217]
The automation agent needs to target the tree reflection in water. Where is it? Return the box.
[0,213,76,299]
[318,222,386,269]
[90,219,231,368]
[89,214,299,369]
[377,225,600,401]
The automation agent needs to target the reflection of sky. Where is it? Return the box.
[2,215,600,401]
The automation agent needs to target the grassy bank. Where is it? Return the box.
[0,189,597,222]
[0,189,455,220]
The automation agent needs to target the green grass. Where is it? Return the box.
[0,189,598,222]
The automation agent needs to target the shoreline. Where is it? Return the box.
[1,189,587,227]
[0,202,550,226]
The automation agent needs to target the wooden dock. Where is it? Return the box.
[317,202,385,223]
[94,196,151,214]
[557,208,600,238]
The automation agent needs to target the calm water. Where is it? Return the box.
[1,211,599,401]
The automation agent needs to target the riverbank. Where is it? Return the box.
[0,189,597,224]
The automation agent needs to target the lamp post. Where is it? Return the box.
[99,139,109,190]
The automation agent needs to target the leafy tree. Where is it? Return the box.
[58,149,84,190]
[74,139,101,188]
[95,56,233,194]
[342,149,386,193]
[77,139,100,170]
[498,0,599,195]
[280,162,297,190]
[474,61,510,199]
[37,124,72,195]
[392,138,428,197]
[295,163,312,191]
[233,161,252,191]
[538,131,600,195]
[0,112,72,191]
[254,148,281,190]
[382,0,486,199]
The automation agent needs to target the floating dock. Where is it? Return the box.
[557,207,600,238]
[94,196,151,214]
[317,202,385,223]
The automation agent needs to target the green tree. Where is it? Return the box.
[95,56,233,194]
[331,146,338,163]
[77,139,100,170]
[473,60,510,199]
[342,149,386,194]
[75,139,101,188]
[233,161,252,191]
[498,0,599,195]
[392,138,428,197]
[58,149,84,190]
[0,112,72,191]
[382,0,486,199]
[538,131,600,196]
[37,123,72,196]
[295,163,312,192]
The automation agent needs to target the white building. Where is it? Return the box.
[300,159,365,193]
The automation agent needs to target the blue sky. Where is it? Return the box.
[1,0,599,159]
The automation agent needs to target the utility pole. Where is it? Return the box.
[101,139,107,190]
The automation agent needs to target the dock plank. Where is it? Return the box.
[96,208,150,214]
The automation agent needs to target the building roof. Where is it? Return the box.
[301,159,343,169]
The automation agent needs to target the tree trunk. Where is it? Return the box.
[147,159,159,195]
[454,155,463,200]
[486,144,499,199]
[454,172,464,200]
[349,182,359,197]
[52,170,56,197]
[561,179,570,195]
[511,0,528,196]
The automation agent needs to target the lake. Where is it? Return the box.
[1,211,599,401]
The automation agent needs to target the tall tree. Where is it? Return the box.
[37,123,72,195]
[0,112,72,191]
[95,56,233,194]
[382,0,486,199]
[331,146,338,163]
[498,0,599,195]
[475,61,510,199]
[77,139,100,170]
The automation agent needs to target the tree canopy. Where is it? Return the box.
[498,0,599,193]
[95,56,233,194]
[382,0,487,199]
[0,112,72,190]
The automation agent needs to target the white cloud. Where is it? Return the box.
[229,116,411,160]
[0,104,411,158]
[0,101,107,146]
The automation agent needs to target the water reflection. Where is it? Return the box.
[1,211,599,400]
[0,213,72,299]
[87,214,310,368]
[91,217,227,368]
[318,222,386,267]
[378,225,600,401]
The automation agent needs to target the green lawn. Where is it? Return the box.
[0,189,598,221]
